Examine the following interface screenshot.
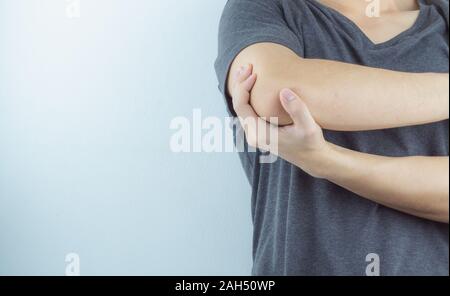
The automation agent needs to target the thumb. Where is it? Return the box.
[279,88,316,128]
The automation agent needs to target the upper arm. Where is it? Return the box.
[227,43,302,125]
[217,1,450,131]
[214,0,304,124]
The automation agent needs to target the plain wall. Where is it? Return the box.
[0,0,253,275]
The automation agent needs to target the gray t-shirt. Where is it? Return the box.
[215,0,449,276]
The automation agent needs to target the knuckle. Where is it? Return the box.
[302,126,319,138]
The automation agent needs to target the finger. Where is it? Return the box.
[233,88,277,151]
[231,64,253,96]
[279,88,317,129]
[238,113,278,151]
[232,73,257,111]
[236,103,279,151]
[242,72,257,92]
[231,68,277,150]
[235,64,253,82]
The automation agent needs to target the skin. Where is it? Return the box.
[320,0,421,45]
[227,0,449,223]
[228,43,449,130]
[227,0,449,130]
[231,65,449,223]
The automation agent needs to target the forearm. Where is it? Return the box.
[231,64,449,223]
[230,43,449,130]
[292,59,449,131]
[301,144,450,223]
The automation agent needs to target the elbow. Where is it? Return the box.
[227,42,307,126]
[229,43,303,126]
[249,70,294,126]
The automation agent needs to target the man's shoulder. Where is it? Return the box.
[222,0,310,15]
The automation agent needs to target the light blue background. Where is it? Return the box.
[0,0,253,275]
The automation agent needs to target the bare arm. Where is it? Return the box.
[231,66,449,223]
[311,144,450,223]
[228,43,449,130]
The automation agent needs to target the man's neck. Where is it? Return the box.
[318,0,419,15]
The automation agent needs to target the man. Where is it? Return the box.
[214,0,449,275]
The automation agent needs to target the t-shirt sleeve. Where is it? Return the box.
[214,0,304,116]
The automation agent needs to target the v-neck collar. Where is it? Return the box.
[308,0,428,49]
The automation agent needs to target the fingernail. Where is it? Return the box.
[281,89,296,102]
